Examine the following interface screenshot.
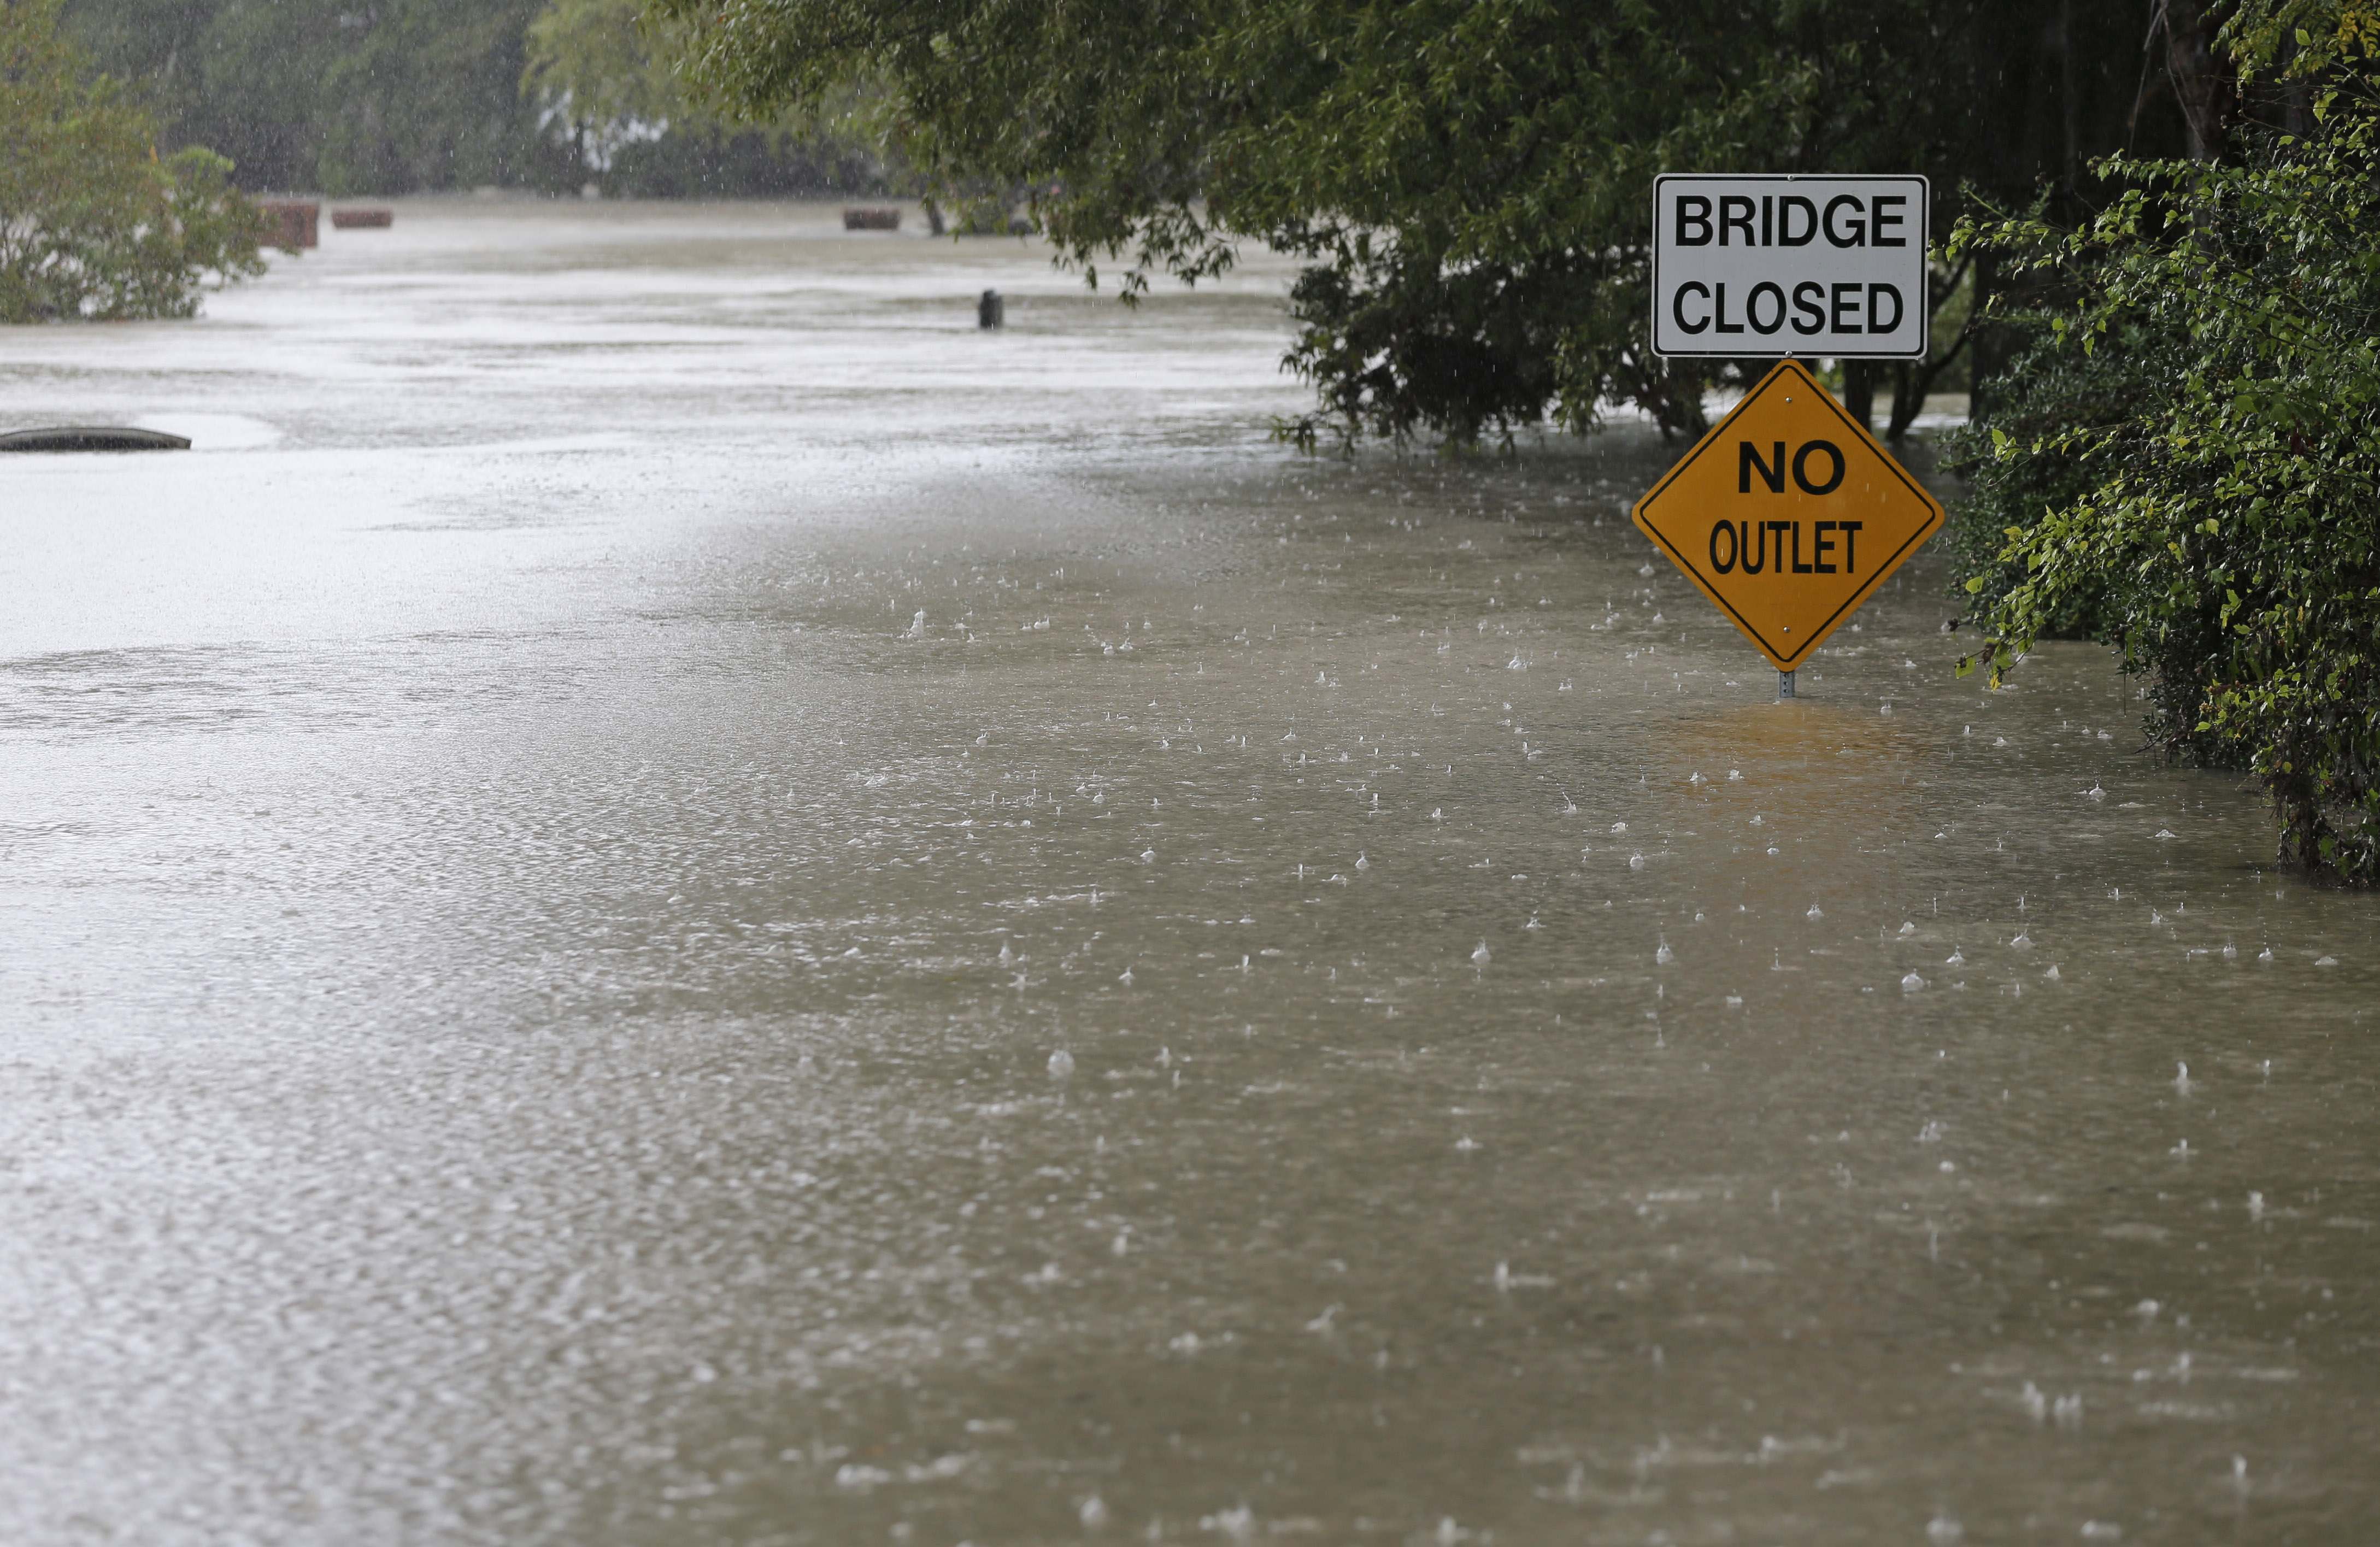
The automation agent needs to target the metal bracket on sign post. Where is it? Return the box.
[1778,670,1795,699]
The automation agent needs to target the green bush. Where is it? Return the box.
[1,0,263,323]
[1950,91,2380,881]
[1940,317,2177,642]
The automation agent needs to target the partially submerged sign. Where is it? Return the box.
[1630,360,1943,672]
[1651,175,1929,359]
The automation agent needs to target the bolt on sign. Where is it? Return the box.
[1652,175,1929,359]
[1630,359,1944,672]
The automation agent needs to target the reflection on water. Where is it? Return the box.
[2,200,2375,1545]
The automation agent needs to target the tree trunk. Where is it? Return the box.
[1887,362,1923,441]
[1967,249,2008,421]
[1842,361,1877,432]
[2165,0,2234,160]
[2059,0,2081,195]
[2281,79,2317,139]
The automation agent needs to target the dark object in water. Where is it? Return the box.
[0,426,191,452]
[978,289,1004,330]
[332,207,393,230]
[257,199,319,252]
[843,207,902,231]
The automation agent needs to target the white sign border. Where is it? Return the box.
[1650,173,1931,362]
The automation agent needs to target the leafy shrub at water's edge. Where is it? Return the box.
[1939,311,2181,644]
[2,0,263,323]
[1948,89,2380,881]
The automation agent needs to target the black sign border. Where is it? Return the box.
[1650,173,1931,361]
[1631,360,1943,670]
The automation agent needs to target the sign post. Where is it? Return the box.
[1637,175,1939,694]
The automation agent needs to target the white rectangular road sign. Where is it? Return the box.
[1651,175,1929,360]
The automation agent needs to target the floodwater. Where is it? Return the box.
[3,201,2376,1546]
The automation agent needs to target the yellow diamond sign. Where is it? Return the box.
[1631,359,1944,672]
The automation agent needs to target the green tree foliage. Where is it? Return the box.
[521,0,889,196]
[62,0,566,194]
[1,0,263,322]
[655,0,2182,445]
[60,0,890,196]
[526,0,679,138]
[1938,322,2159,640]
[2224,0,2380,78]
[1950,80,2380,880]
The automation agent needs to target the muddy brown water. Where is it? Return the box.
[2,200,2375,1546]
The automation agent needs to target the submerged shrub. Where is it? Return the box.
[1940,320,2176,643]
[0,0,264,323]
[1950,93,2380,881]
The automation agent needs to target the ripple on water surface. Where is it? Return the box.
[2,199,2375,1546]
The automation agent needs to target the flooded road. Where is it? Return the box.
[3,200,2376,1545]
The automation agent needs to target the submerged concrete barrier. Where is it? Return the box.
[331,208,393,229]
[978,289,1004,329]
[0,426,192,452]
[843,207,903,231]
